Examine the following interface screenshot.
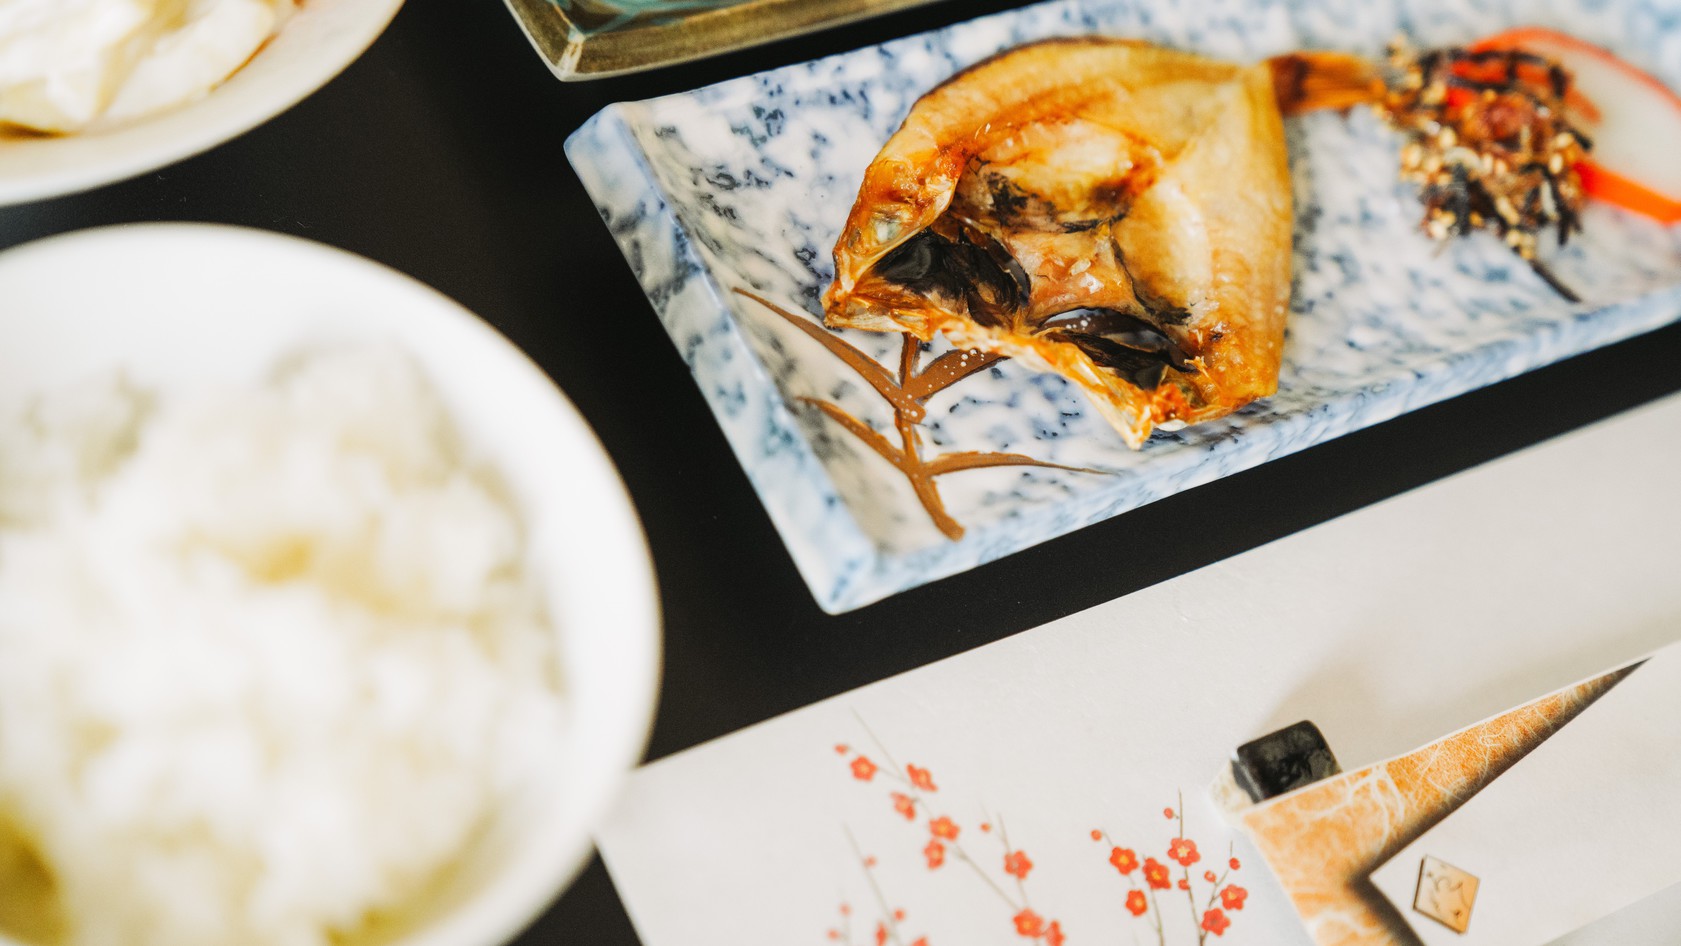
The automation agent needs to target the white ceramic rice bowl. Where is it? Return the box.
[0,222,661,946]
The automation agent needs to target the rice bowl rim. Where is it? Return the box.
[0,222,663,946]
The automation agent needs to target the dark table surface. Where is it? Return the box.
[4,1,1679,941]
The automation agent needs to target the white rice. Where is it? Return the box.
[0,346,566,946]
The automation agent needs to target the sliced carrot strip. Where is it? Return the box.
[1575,162,1681,224]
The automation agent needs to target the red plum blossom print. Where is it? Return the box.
[831,832,933,946]
[1003,851,1033,881]
[1144,859,1172,890]
[832,719,1068,944]
[908,765,938,792]
[1109,847,1139,875]
[1013,910,1045,937]
[827,727,1257,944]
[1201,910,1231,937]
[893,793,917,821]
[929,817,960,841]
[1092,793,1249,945]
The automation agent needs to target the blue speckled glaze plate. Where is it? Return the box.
[565,0,1681,613]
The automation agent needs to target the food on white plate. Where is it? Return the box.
[0,345,565,946]
[0,0,295,134]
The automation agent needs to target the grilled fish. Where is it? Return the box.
[824,38,1299,449]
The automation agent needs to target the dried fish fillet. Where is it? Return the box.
[824,38,1294,448]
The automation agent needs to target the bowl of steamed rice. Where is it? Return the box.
[0,223,661,946]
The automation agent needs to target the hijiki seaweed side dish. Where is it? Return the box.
[1377,39,1594,300]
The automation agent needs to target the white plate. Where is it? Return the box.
[0,223,662,946]
[0,0,404,206]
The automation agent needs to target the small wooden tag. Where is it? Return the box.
[1413,855,1478,933]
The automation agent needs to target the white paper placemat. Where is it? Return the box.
[598,393,1681,946]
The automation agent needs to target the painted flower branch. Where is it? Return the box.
[833,729,1251,944]
[837,717,1066,944]
[1091,792,1247,944]
[826,829,932,946]
[735,289,1103,540]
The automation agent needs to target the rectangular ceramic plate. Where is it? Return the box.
[565,0,1681,613]
[503,0,942,79]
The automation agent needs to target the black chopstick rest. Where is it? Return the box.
[1231,720,1342,803]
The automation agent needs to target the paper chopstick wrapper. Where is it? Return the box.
[1218,664,1635,945]
[1369,646,1681,943]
